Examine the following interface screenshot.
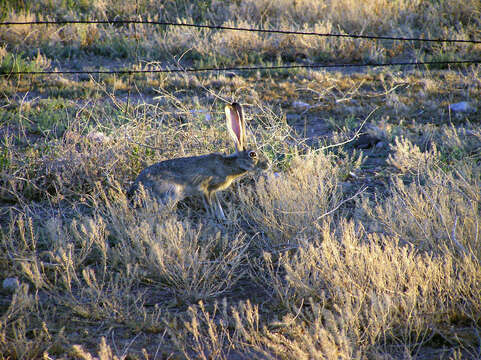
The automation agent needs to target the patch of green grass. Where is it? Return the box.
[32,99,71,136]
[1,98,71,138]
[0,146,10,171]
[325,115,360,132]
[0,52,49,74]
[423,53,471,70]
[89,37,141,59]
[0,0,30,20]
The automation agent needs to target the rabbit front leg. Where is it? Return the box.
[202,192,226,220]
[213,193,226,220]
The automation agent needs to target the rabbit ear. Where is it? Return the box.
[225,102,246,152]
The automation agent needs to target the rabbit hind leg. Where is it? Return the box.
[156,184,183,209]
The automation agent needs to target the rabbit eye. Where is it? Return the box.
[249,151,257,158]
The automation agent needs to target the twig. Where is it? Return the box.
[318,106,379,152]
[315,186,368,223]
[450,216,467,255]
[280,185,369,245]
[124,131,164,152]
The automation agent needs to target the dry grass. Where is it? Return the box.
[1,1,481,359]
[1,0,480,68]
[178,223,481,359]
[2,119,480,357]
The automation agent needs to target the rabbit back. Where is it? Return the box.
[128,152,255,203]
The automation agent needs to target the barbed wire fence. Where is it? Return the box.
[0,19,480,77]
[0,19,479,161]
[2,20,481,43]
[1,61,480,76]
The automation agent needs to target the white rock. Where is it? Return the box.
[262,172,282,184]
[87,131,111,144]
[449,101,471,112]
[286,113,301,121]
[292,101,310,109]
[2,277,20,292]
[190,109,212,121]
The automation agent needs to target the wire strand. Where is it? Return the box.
[1,60,479,77]
[1,20,480,44]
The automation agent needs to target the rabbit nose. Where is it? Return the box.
[249,151,257,158]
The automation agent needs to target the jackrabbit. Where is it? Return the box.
[127,102,267,219]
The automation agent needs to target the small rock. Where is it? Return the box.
[286,113,301,122]
[87,131,111,144]
[262,172,282,183]
[190,109,212,121]
[339,182,354,192]
[2,277,20,293]
[449,101,471,112]
[292,101,310,109]
[353,134,382,149]
[376,141,386,149]
[78,73,90,81]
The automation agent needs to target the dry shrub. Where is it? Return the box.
[212,20,267,61]
[325,0,421,33]
[2,0,479,66]
[174,300,234,360]
[178,299,358,360]
[211,18,385,63]
[267,220,481,356]
[368,162,481,258]
[3,214,168,338]
[71,337,121,360]
[8,194,248,306]
[213,0,480,62]
[223,0,418,32]
[221,0,406,33]
[0,12,56,45]
[437,125,481,158]
[294,22,385,62]
[176,219,481,359]
[1,10,132,50]
[99,190,248,303]
[387,136,438,174]
[0,284,62,359]
[424,0,481,28]
[124,217,246,302]
[227,0,480,35]
[1,215,110,294]
[232,299,359,360]
[239,151,345,250]
[39,134,116,199]
[387,123,481,174]
[157,20,207,58]
[222,0,328,24]
[2,126,136,203]
[0,243,67,359]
